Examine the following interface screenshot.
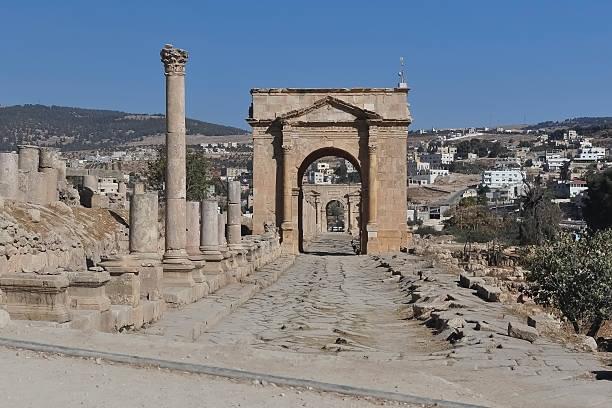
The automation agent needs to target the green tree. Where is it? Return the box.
[476,185,489,205]
[335,162,348,183]
[518,182,562,245]
[327,201,343,217]
[444,204,505,243]
[560,161,571,181]
[145,149,213,201]
[526,230,612,334]
[583,168,612,231]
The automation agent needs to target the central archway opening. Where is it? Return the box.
[326,200,345,232]
[297,147,363,254]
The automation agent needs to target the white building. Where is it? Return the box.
[482,170,526,188]
[345,162,357,173]
[317,162,330,172]
[568,179,588,197]
[439,146,457,156]
[98,177,119,195]
[547,157,571,172]
[308,171,332,185]
[565,130,579,141]
[481,169,526,200]
[408,169,449,186]
[408,159,430,175]
[552,179,588,199]
[577,147,606,161]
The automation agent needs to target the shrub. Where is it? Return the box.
[526,230,612,335]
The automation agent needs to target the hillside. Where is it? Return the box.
[0,104,248,151]
[526,116,612,131]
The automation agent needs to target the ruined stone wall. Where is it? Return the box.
[0,200,128,276]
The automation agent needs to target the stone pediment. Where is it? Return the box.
[280,96,381,124]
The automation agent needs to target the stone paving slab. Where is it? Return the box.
[140,255,295,342]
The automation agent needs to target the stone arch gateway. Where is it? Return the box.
[248,88,412,254]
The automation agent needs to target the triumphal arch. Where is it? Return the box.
[248,88,411,254]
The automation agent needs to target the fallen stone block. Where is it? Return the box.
[459,273,485,289]
[474,321,494,331]
[475,284,501,302]
[508,321,539,343]
[527,313,561,332]
[413,301,449,320]
[573,334,598,352]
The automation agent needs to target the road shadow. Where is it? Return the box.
[593,370,612,381]
[302,250,356,257]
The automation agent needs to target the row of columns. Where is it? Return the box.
[159,44,244,285]
[0,146,66,204]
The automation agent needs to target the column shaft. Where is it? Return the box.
[0,153,19,200]
[281,146,292,228]
[129,193,159,256]
[367,147,378,226]
[164,72,187,256]
[227,180,242,247]
[200,199,220,253]
[186,201,201,255]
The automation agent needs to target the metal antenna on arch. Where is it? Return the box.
[398,56,408,89]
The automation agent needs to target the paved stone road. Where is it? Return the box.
[200,233,448,357]
[197,233,612,407]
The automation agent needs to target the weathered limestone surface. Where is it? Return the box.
[0,152,19,200]
[200,199,223,261]
[0,201,128,276]
[129,193,159,256]
[0,273,70,322]
[508,321,539,343]
[227,181,242,248]
[66,270,111,311]
[249,88,411,254]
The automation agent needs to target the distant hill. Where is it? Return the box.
[0,104,248,151]
[526,116,612,130]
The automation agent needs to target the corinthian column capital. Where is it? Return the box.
[160,44,189,76]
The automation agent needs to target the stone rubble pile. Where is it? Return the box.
[373,253,605,356]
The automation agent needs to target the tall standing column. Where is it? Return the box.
[227,180,242,249]
[160,44,194,285]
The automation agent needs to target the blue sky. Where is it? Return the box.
[1,0,610,130]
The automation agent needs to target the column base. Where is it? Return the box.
[162,256,195,288]
[188,254,206,283]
